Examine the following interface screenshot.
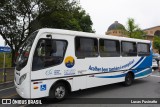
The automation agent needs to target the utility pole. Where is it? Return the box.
[3,41,6,82]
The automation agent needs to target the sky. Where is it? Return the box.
[0,0,160,45]
[0,36,4,46]
[80,0,160,34]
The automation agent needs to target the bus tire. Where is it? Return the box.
[49,83,68,101]
[124,72,134,86]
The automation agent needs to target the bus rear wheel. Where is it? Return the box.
[49,83,68,101]
[124,72,134,86]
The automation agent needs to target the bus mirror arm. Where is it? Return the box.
[46,35,52,38]
[46,34,54,50]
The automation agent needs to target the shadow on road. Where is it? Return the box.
[68,79,147,98]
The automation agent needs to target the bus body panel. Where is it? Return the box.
[14,67,31,98]
[14,28,152,99]
[30,33,77,98]
[30,79,73,98]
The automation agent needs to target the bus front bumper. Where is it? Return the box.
[14,80,28,98]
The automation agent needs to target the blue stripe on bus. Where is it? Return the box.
[135,68,152,78]
[95,53,152,79]
[132,68,148,74]
[130,57,144,69]
[95,68,152,79]
[134,56,152,70]
[96,68,151,79]
[96,73,126,78]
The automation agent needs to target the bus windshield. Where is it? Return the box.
[16,31,38,71]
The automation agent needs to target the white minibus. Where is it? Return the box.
[14,28,152,100]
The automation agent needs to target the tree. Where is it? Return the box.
[153,36,160,53]
[30,0,94,33]
[0,0,94,66]
[126,18,145,39]
[0,0,40,66]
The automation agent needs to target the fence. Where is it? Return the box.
[0,67,14,83]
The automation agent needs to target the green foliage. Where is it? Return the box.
[0,0,94,66]
[153,36,160,53]
[0,0,40,66]
[126,18,145,39]
[0,53,12,68]
[31,0,94,33]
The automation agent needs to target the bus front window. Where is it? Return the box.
[16,31,37,71]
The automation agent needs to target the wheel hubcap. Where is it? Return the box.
[55,86,65,99]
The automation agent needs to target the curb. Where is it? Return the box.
[0,81,13,85]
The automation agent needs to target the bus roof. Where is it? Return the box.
[38,28,151,43]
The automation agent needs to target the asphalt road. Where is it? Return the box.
[0,70,160,107]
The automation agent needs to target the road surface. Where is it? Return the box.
[0,70,159,107]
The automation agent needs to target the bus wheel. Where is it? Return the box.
[50,83,68,101]
[124,72,134,86]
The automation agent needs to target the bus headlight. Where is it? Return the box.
[19,73,27,85]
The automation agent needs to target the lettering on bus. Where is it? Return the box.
[45,69,61,76]
[89,59,135,72]
[64,69,76,75]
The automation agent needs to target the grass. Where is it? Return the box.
[0,71,4,83]
[0,53,12,68]
[0,52,14,83]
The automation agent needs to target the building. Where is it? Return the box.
[105,21,126,37]
[143,26,160,42]
[106,21,160,53]
[106,21,160,42]
[143,26,160,53]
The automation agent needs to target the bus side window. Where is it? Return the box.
[32,39,67,71]
[75,37,98,58]
[37,40,46,57]
[32,40,45,71]
[99,39,120,57]
[137,43,150,56]
[121,41,137,57]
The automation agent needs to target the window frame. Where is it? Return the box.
[75,36,99,58]
[137,42,150,56]
[99,38,120,57]
[32,38,68,71]
[121,41,137,57]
